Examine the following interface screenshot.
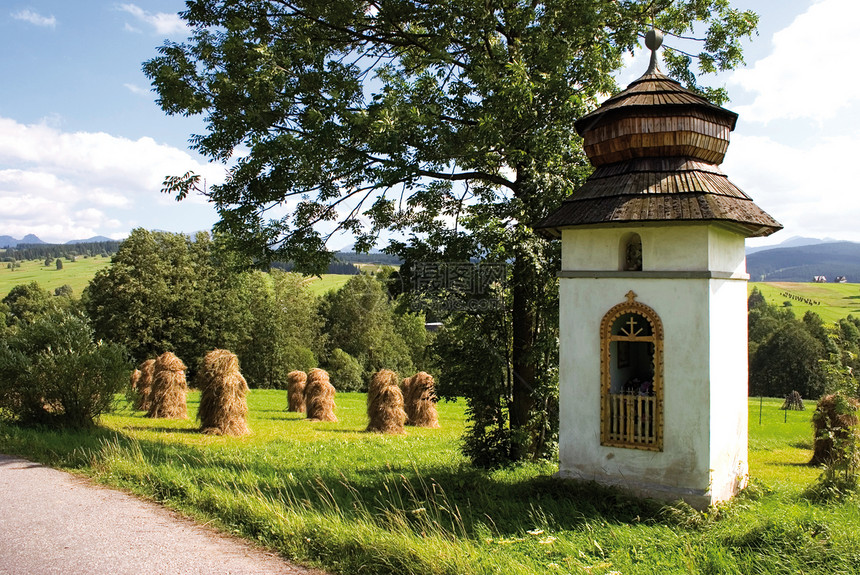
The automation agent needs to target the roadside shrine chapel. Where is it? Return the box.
[536,31,781,508]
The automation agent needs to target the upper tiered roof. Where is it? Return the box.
[536,31,781,238]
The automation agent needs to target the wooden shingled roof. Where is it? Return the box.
[574,70,737,136]
[537,158,782,237]
[536,63,781,238]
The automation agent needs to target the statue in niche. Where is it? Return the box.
[625,237,642,271]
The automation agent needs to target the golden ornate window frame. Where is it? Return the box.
[600,291,664,451]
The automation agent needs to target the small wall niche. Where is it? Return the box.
[620,233,643,271]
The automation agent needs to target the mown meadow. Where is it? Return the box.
[749,281,860,324]
[1,395,858,575]
[0,256,112,298]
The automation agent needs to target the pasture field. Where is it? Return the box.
[749,281,860,324]
[1,394,858,574]
[303,274,353,296]
[0,256,112,299]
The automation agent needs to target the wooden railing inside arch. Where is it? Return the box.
[600,291,664,451]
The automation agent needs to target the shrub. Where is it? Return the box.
[808,392,860,499]
[0,312,131,428]
[326,348,364,391]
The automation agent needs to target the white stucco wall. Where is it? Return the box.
[557,223,750,507]
[707,278,750,500]
[561,224,714,272]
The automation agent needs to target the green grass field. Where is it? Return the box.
[1,394,858,574]
[0,256,112,299]
[750,281,860,324]
[303,274,353,296]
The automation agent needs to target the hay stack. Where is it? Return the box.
[195,349,250,436]
[811,393,860,466]
[147,352,188,419]
[402,372,439,428]
[287,370,307,412]
[304,368,337,422]
[367,370,406,434]
[781,390,804,411]
[133,359,156,411]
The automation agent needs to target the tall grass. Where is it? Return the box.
[1,393,859,574]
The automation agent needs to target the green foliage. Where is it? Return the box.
[1,281,75,328]
[808,393,860,501]
[55,258,62,270]
[0,311,131,428]
[321,274,415,381]
[748,299,860,400]
[84,229,322,387]
[747,286,766,310]
[326,348,364,391]
[231,270,321,388]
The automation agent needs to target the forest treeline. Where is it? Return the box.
[1,241,122,262]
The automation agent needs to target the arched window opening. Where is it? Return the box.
[620,233,643,271]
[600,291,663,450]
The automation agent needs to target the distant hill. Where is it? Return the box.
[0,234,46,248]
[746,236,836,255]
[66,236,115,244]
[747,241,860,282]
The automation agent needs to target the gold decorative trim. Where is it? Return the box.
[600,291,664,451]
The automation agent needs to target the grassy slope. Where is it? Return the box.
[304,274,353,296]
[0,256,112,299]
[750,281,860,324]
[1,394,858,575]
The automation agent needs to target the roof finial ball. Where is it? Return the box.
[645,28,663,52]
[645,28,663,73]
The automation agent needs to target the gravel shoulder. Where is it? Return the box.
[0,454,327,575]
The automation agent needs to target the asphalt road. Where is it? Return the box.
[0,454,326,575]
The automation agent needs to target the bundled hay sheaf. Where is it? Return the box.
[133,359,156,412]
[367,369,406,434]
[287,370,307,412]
[147,352,188,419]
[811,393,860,466]
[782,390,805,411]
[195,349,250,436]
[402,371,440,428]
[304,368,337,422]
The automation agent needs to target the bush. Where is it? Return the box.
[0,312,131,428]
[808,392,860,500]
[326,348,364,391]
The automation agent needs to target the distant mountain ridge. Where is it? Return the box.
[747,241,860,283]
[746,236,836,255]
[0,234,117,248]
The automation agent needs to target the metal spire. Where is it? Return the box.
[645,28,663,74]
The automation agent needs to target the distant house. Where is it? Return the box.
[813,275,827,283]
[835,276,848,283]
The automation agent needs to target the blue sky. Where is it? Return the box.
[0,0,855,247]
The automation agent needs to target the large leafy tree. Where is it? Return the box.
[145,0,757,461]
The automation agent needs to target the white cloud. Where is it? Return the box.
[729,0,860,124]
[124,83,148,96]
[0,117,224,243]
[118,3,186,36]
[724,132,860,243]
[11,9,56,28]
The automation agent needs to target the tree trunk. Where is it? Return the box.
[510,245,537,451]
